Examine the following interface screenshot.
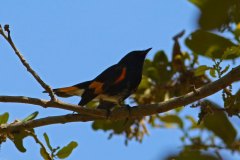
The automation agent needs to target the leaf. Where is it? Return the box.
[40,148,51,160]
[145,67,160,82]
[56,141,78,159]
[222,45,240,59]
[203,100,237,146]
[185,115,198,129]
[159,115,184,128]
[138,76,151,90]
[221,65,230,75]
[194,65,209,76]
[11,130,31,152]
[189,0,236,30]
[186,30,237,59]
[13,136,27,152]
[172,31,185,72]
[153,51,168,66]
[168,150,218,160]
[0,112,9,124]
[209,68,216,78]
[234,25,240,41]
[43,133,53,151]
[86,101,98,109]
[22,111,39,122]
[92,120,134,134]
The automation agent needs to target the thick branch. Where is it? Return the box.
[1,65,240,132]
[0,24,56,101]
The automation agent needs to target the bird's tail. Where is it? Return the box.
[43,81,92,98]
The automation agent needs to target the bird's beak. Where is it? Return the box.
[143,48,152,55]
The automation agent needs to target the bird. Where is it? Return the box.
[46,48,152,110]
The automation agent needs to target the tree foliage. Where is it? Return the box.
[0,0,240,159]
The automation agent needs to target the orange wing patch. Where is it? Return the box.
[114,67,126,84]
[89,81,104,94]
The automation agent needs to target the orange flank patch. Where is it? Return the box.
[89,81,104,94]
[59,86,79,93]
[114,67,126,84]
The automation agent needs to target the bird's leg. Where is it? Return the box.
[119,102,132,127]
[105,108,112,119]
[125,104,132,117]
[118,101,132,117]
[97,100,116,119]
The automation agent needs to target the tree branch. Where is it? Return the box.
[1,114,100,133]
[1,65,240,132]
[0,24,56,101]
[0,96,106,118]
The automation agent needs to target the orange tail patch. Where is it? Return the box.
[58,86,79,93]
[54,86,83,97]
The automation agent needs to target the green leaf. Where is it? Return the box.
[222,45,240,59]
[56,141,78,159]
[159,115,184,128]
[11,130,31,152]
[92,120,134,134]
[13,136,27,152]
[203,100,237,146]
[153,51,168,66]
[169,150,218,160]
[138,76,151,90]
[209,68,216,78]
[145,67,160,82]
[0,112,9,124]
[40,148,51,160]
[221,65,230,75]
[186,30,237,59]
[194,65,209,76]
[189,0,236,30]
[234,26,240,41]
[22,111,39,122]
[86,101,98,109]
[43,133,53,151]
[185,115,198,129]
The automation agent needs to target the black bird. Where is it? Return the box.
[49,48,152,110]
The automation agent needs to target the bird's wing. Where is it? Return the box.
[79,64,127,106]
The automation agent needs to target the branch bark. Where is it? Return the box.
[1,65,240,132]
[0,25,56,101]
[0,24,240,133]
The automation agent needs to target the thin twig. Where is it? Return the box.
[0,24,56,101]
[26,130,52,160]
[215,150,223,160]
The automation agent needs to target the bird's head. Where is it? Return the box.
[118,48,152,66]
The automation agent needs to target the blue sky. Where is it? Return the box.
[0,0,239,160]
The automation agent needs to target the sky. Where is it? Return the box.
[0,0,239,160]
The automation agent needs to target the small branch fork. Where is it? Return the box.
[26,130,52,160]
[0,24,240,133]
[0,25,56,101]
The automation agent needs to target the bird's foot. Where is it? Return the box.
[106,108,112,119]
[124,104,132,117]
[122,105,132,127]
